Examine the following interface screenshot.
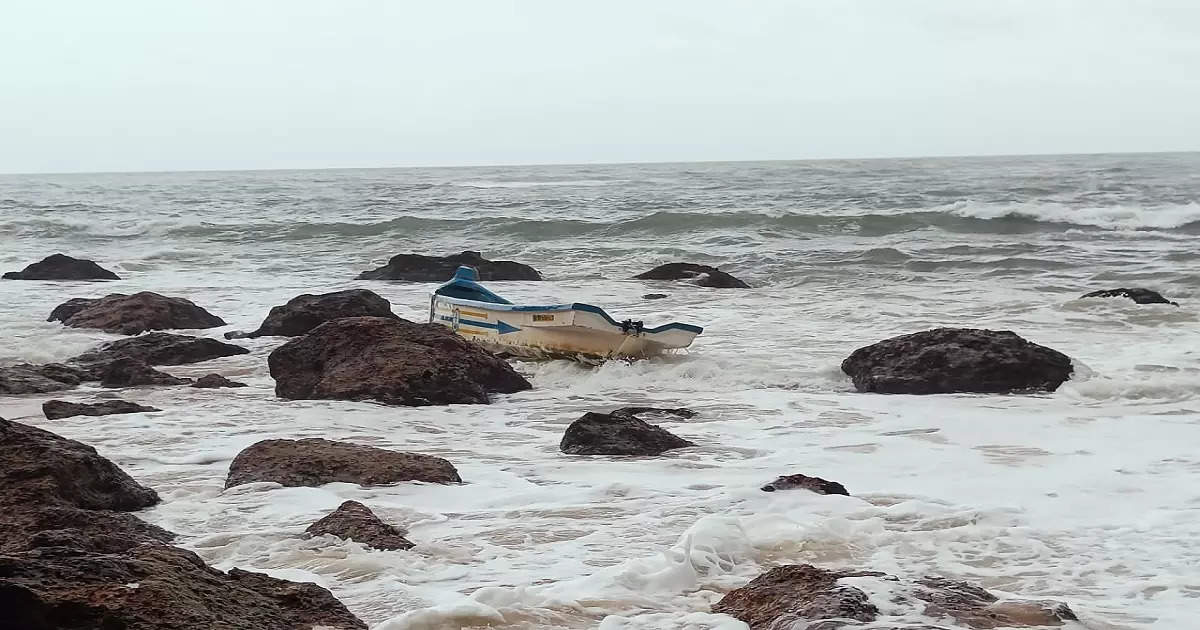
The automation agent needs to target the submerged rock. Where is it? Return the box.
[268,316,531,406]
[43,399,161,420]
[634,262,750,288]
[560,408,696,455]
[0,364,83,395]
[235,288,399,338]
[356,250,542,281]
[761,473,849,496]
[2,253,120,281]
[48,291,226,335]
[1081,287,1179,306]
[69,332,249,367]
[713,564,1077,629]
[191,373,248,388]
[306,500,415,550]
[642,293,670,300]
[225,438,461,489]
[99,357,191,388]
[841,328,1073,395]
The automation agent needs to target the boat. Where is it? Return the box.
[429,266,703,362]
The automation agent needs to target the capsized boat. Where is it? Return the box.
[429,266,703,361]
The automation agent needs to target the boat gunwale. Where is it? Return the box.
[431,294,704,335]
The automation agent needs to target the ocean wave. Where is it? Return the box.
[949,200,1200,231]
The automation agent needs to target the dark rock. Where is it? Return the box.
[13,504,174,554]
[48,291,226,335]
[0,365,80,395]
[306,500,415,550]
[2,253,120,281]
[841,328,1073,395]
[712,565,883,629]
[713,564,1078,630]
[357,250,543,281]
[192,374,248,388]
[1081,287,1179,306]
[611,406,697,419]
[225,438,461,489]
[560,409,695,456]
[69,332,249,367]
[238,289,399,338]
[25,363,90,386]
[761,474,849,496]
[99,357,191,388]
[634,263,750,288]
[268,316,531,406]
[0,543,366,630]
[642,293,670,300]
[43,399,161,420]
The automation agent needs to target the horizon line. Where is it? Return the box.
[2,148,1198,177]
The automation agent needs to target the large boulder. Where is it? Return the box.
[356,250,542,281]
[634,263,750,288]
[48,292,226,335]
[306,500,415,551]
[560,408,695,456]
[268,316,531,406]
[225,438,461,489]
[2,253,120,281]
[192,374,248,388]
[43,399,161,420]
[761,473,849,496]
[840,328,1073,395]
[0,364,85,394]
[713,564,1077,629]
[99,357,191,388]
[1081,287,1179,306]
[234,289,399,338]
[0,543,366,630]
[69,332,249,367]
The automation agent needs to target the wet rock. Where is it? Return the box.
[0,364,82,394]
[560,408,695,455]
[610,406,697,419]
[235,288,399,338]
[2,253,120,281]
[43,399,161,420]
[761,474,849,496]
[713,564,1078,630]
[99,357,191,388]
[841,328,1073,395]
[0,543,366,630]
[69,332,249,367]
[356,250,543,281]
[712,565,884,629]
[268,316,531,406]
[225,438,461,489]
[306,500,415,550]
[48,291,226,335]
[192,373,248,388]
[642,293,670,300]
[1081,287,1179,306]
[634,262,750,288]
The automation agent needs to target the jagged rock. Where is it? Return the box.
[268,316,531,406]
[0,543,366,630]
[560,408,695,455]
[1081,287,1179,306]
[0,364,82,394]
[43,399,161,420]
[761,474,849,496]
[99,357,191,388]
[225,438,461,489]
[356,250,542,281]
[306,500,415,550]
[610,406,697,419]
[191,374,248,388]
[2,253,120,281]
[69,332,249,367]
[235,289,399,338]
[841,328,1073,394]
[713,565,1078,629]
[634,263,750,288]
[48,291,226,335]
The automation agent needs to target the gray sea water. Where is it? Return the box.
[2,153,1199,629]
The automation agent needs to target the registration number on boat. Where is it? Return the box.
[533,314,555,322]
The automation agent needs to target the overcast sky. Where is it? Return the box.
[2,1,1199,173]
